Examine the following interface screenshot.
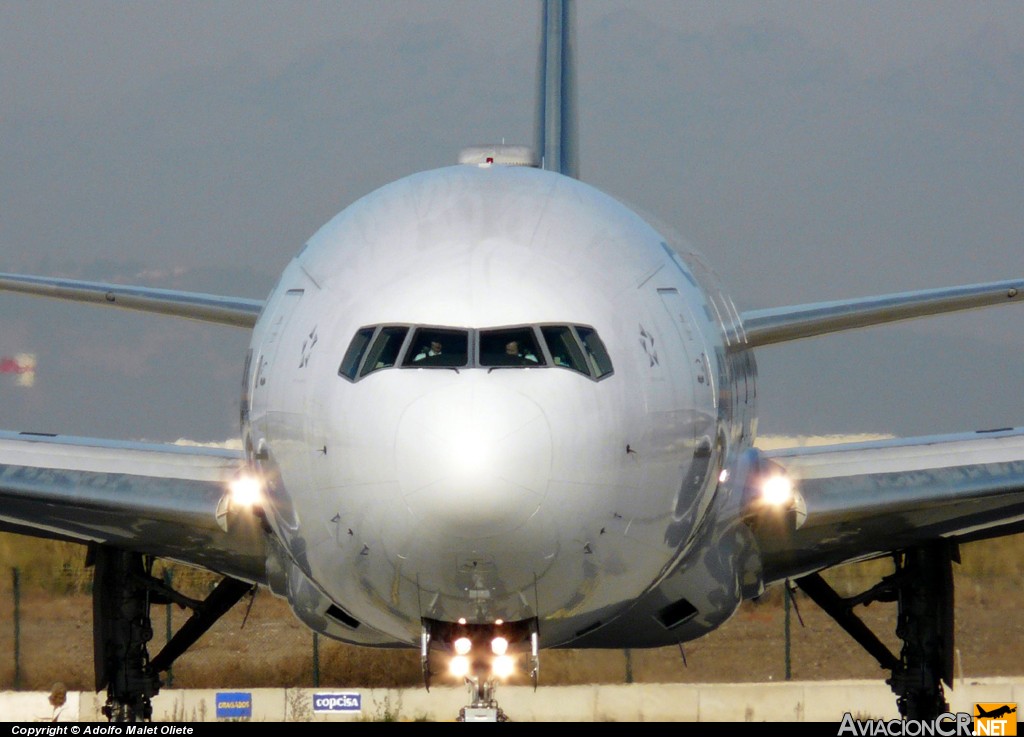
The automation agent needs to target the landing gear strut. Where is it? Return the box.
[423,616,538,722]
[92,547,161,722]
[456,668,510,723]
[90,545,254,721]
[795,540,956,720]
[890,543,955,720]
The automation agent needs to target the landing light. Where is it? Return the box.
[454,637,472,656]
[761,474,794,507]
[228,474,263,508]
[491,637,508,656]
[449,655,470,678]
[492,655,515,679]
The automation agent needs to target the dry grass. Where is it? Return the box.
[1,532,1021,692]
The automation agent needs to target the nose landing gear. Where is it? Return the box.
[457,670,510,722]
[422,616,539,722]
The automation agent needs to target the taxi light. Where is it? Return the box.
[492,655,515,679]
[761,474,793,507]
[454,636,472,656]
[450,655,470,678]
[491,637,508,656]
[228,474,263,507]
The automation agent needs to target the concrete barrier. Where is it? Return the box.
[3,679,1021,722]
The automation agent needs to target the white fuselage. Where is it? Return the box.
[244,164,756,647]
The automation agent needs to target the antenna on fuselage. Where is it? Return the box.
[535,0,579,179]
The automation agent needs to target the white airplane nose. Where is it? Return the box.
[395,378,551,538]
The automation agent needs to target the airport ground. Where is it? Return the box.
[1,534,1021,693]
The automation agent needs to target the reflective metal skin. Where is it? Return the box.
[244,164,742,646]
[1,0,1024,721]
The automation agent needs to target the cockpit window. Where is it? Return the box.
[339,327,375,379]
[340,323,610,381]
[404,327,469,368]
[359,326,409,377]
[540,326,589,375]
[479,327,545,367]
[575,326,613,379]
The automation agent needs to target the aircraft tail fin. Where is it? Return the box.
[535,0,579,178]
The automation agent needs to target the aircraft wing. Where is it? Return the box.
[738,279,1023,348]
[755,427,1024,584]
[0,272,264,328]
[0,430,267,583]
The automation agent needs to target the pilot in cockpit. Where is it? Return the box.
[414,341,444,362]
[505,340,538,364]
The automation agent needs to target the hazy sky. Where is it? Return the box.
[1,1,1022,443]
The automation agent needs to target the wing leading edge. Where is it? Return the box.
[755,427,1024,584]
[0,272,264,328]
[0,430,267,583]
[738,279,1023,348]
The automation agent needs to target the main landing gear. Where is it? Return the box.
[795,540,957,720]
[90,545,253,721]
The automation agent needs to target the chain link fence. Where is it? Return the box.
[0,553,421,693]
[4,533,1023,692]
